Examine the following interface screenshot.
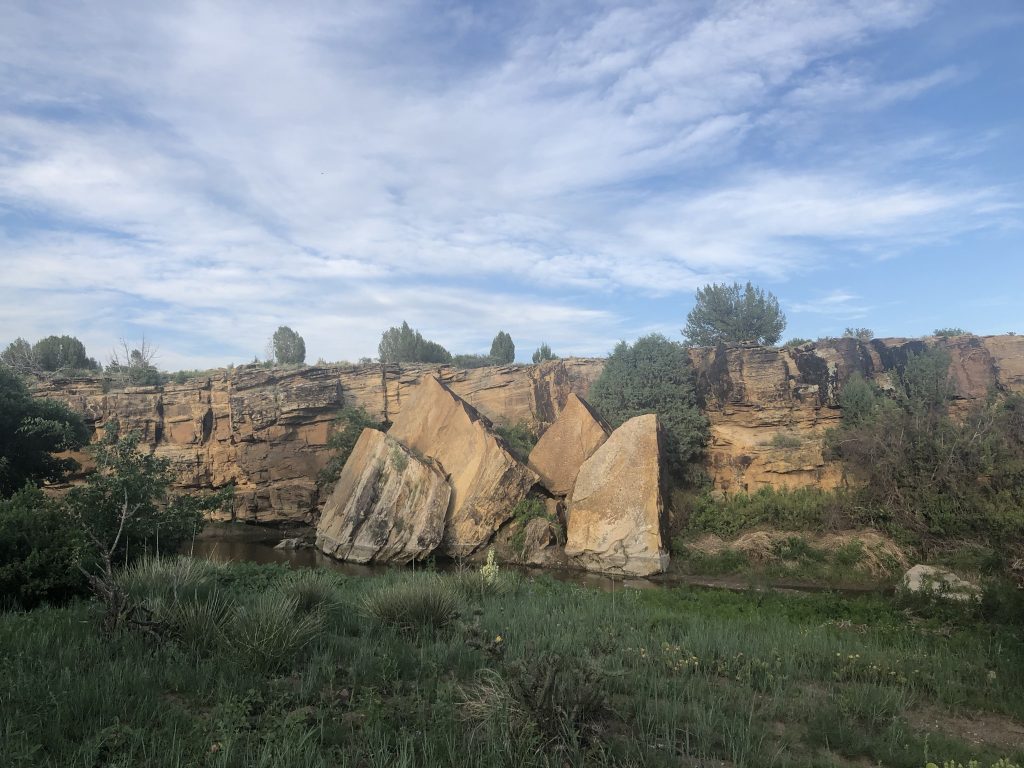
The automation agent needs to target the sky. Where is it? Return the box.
[1,0,1022,370]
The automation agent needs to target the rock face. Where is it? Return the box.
[565,414,668,576]
[689,334,1024,495]
[528,393,610,496]
[316,429,451,564]
[32,358,598,523]
[388,377,539,557]
[31,335,1024,522]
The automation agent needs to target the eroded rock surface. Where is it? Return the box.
[387,377,539,557]
[316,429,451,563]
[31,335,1024,521]
[566,414,668,576]
[528,393,610,496]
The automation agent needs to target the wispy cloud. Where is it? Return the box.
[0,0,1017,364]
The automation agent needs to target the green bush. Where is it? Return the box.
[280,568,343,614]
[588,333,708,481]
[317,406,384,488]
[66,425,207,569]
[827,349,1024,552]
[0,487,86,609]
[363,576,458,632]
[685,487,856,538]
[494,422,538,463]
[157,589,234,654]
[115,555,220,603]
[0,366,90,497]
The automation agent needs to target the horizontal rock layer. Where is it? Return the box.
[32,335,1024,520]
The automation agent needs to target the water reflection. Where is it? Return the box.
[183,525,651,592]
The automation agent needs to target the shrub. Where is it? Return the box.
[843,327,874,341]
[280,568,343,614]
[115,555,220,603]
[157,589,234,653]
[494,422,537,463]
[685,487,857,538]
[0,366,90,497]
[378,321,452,364]
[767,432,802,449]
[783,337,812,348]
[933,327,970,337]
[223,592,323,671]
[363,576,458,632]
[0,486,87,609]
[827,352,1024,552]
[66,425,206,569]
[588,333,708,481]
[317,406,384,488]
[532,343,558,363]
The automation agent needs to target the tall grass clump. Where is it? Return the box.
[115,555,220,603]
[363,575,458,632]
[158,589,234,653]
[223,592,323,671]
[280,568,344,614]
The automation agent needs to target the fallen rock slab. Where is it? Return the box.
[527,393,610,497]
[316,428,451,564]
[565,413,669,576]
[387,376,539,557]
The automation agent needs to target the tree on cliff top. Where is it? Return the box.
[682,282,786,347]
[489,331,515,364]
[532,343,558,363]
[272,326,306,365]
[378,321,452,364]
[588,333,708,480]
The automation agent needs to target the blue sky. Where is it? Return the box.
[1,1,1021,369]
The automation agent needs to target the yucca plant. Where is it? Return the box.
[280,568,343,614]
[362,576,458,633]
[158,589,234,654]
[116,555,219,603]
[222,591,323,671]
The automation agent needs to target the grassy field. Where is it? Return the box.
[1,559,1022,768]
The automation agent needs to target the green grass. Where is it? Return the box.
[2,563,1022,767]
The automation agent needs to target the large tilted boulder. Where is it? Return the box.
[387,376,539,557]
[565,414,668,576]
[316,428,451,563]
[527,393,610,497]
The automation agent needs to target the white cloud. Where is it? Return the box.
[0,0,1015,364]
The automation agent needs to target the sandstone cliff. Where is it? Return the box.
[33,334,1024,521]
[32,358,602,523]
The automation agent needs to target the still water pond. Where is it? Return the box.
[185,523,887,595]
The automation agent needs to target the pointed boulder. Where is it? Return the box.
[316,428,451,563]
[387,376,539,556]
[527,393,610,496]
[565,414,668,576]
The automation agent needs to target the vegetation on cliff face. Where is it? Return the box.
[1,561,1021,767]
[826,348,1024,556]
[589,333,708,481]
[317,406,385,489]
